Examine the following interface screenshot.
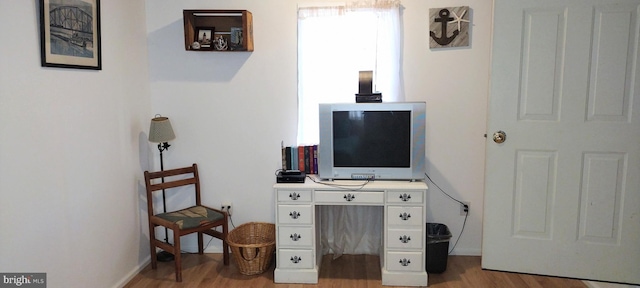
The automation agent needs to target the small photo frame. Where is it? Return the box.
[40,0,102,70]
[213,32,230,51]
[195,27,215,50]
[230,27,244,50]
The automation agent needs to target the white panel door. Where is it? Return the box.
[483,0,640,284]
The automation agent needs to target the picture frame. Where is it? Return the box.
[195,27,215,50]
[40,0,102,70]
[213,32,230,51]
[229,27,244,51]
[429,6,470,49]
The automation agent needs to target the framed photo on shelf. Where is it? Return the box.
[230,27,244,50]
[195,27,215,50]
[213,32,230,51]
[40,0,102,70]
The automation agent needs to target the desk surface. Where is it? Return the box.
[274,176,428,190]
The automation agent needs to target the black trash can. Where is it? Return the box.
[426,223,452,273]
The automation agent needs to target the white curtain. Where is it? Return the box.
[297,1,402,257]
[297,1,402,146]
[320,205,384,258]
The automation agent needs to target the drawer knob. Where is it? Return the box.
[343,193,356,201]
[289,211,301,219]
[399,193,412,201]
[290,233,302,241]
[399,212,411,221]
[289,192,300,200]
[399,235,411,243]
[290,256,302,264]
[399,258,411,267]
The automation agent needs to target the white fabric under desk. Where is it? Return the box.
[319,205,383,258]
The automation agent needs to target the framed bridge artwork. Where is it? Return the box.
[40,0,102,70]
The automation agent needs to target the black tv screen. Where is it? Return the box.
[332,110,411,168]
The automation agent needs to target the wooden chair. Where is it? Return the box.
[144,163,229,282]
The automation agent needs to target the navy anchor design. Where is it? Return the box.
[430,9,459,45]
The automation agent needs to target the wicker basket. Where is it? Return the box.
[227,222,276,275]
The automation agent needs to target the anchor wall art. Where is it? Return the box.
[429,6,470,49]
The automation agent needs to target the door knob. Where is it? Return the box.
[493,131,506,143]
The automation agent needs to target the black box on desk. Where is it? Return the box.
[276,171,306,183]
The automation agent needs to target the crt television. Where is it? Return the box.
[317,102,426,181]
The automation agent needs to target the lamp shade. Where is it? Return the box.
[148,116,175,143]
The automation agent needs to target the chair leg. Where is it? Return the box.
[198,232,204,255]
[149,227,158,269]
[223,239,230,265]
[174,235,182,282]
[223,224,230,265]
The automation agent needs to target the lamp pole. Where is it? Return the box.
[158,141,170,218]
[149,115,176,263]
[156,141,174,262]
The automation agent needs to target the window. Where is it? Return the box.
[297,2,402,145]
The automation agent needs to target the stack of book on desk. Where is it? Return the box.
[281,145,318,174]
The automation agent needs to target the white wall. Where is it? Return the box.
[403,0,491,256]
[0,1,151,287]
[145,0,491,256]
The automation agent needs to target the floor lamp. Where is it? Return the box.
[148,115,176,262]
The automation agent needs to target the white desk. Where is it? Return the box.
[273,178,428,286]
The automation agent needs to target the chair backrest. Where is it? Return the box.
[144,163,202,216]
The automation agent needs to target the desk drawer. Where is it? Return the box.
[277,190,312,203]
[315,190,384,205]
[386,251,424,272]
[278,249,314,269]
[278,226,313,247]
[387,190,423,204]
[387,228,423,249]
[278,204,313,224]
[387,206,423,226]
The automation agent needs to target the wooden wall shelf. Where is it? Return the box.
[183,10,254,52]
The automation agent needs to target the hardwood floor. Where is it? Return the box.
[124,253,589,288]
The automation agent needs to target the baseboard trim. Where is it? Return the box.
[448,248,482,256]
[583,281,640,288]
[114,245,223,288]
[113,255,151,288]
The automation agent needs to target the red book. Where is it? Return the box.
[304,146,310,174]
[298,146,305,172]
[307,145,314,174]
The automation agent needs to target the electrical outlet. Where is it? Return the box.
[221,202,232,217]
[460,202,470,216]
